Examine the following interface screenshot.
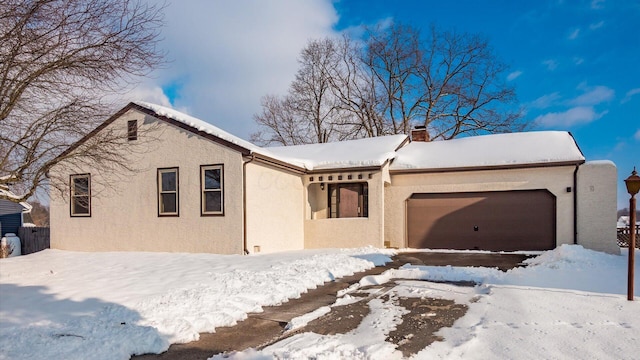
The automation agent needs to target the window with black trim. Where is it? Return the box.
[201,165,223,215]
[158,168,179,216]
[329,183,368,218]
[127,120,138,141]
[70,174,91,217]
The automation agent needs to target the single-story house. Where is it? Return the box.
[49,102,619,254]
[0,187,32,237]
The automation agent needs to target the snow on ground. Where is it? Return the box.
[0,247,392,360]
[219,245,640,360]
[1,245,639,360]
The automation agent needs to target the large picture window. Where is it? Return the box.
[70,174,91,217]
[201,165,223,215]
[158,168,179,216]
[329,183,368,218]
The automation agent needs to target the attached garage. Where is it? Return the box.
[406,190,556,251]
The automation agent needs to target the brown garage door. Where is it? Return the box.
[407,190,556,251]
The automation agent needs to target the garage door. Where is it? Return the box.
[407,190,556,251]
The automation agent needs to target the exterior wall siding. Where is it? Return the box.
[576,161,619,254]
[245,162,305,253]
[385,166,579,250]
[50,109,245,254]
[0,200,24,216]
[0,213,21,236]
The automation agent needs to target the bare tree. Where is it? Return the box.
[253,23,525,145]
[0,0,165,203]
[415,26,524,140]
[253,38,348,146]
[364,23,424,136]
[328,35,387,138]
[26,201,49,227]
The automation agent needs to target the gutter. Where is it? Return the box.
[573,164,579,245]
[242,154,256,255]
[389,160,585,175]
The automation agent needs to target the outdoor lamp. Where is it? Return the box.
[624,167,640,301]
[625,167,640,196]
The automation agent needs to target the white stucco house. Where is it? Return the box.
[49,102,619,255]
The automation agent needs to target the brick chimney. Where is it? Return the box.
[411,125,429,142]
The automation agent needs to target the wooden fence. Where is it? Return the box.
[617,225,640,248]
[18,227,50,255]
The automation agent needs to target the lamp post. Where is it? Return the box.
[624,167,640,301]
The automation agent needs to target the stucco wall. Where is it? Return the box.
[245,162,304,253]
[385,166,579,249]
[303,168,386,249]
[576,161,619,254]
[50,109,245,254]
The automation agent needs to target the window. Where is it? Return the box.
[70,174,91,217]
[158,168,179,216]
[201,165,223,215]
[328,183,368,218]
[127,120,138,141]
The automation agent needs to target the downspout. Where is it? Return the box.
[573,164,579,245]
[243,155,255,255]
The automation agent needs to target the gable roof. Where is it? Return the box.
[60,102,587,175]
[134,101,260,155]
[133,102,408,172]
[390,131,585,172]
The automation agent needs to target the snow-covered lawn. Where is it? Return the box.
[1,245,638,359]
[0,247,390,360]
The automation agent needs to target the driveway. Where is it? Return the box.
[395,251,533,271]
[133,251,532,359]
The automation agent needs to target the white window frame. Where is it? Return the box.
[158,167,179,216]
[70,174,91,217]
[201,164,224,216]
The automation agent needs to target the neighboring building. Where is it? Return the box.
[0,187,32,237]
[618,216,640,228]
[49,102,620,254]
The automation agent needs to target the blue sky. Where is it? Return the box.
[133,0,639,209]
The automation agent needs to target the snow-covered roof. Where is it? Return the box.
[134,101,263,153]
[134,101,408,171]
[265,135,408,171]
[133,103,585,173]
[391,131,585,171]
[0,188,32,213]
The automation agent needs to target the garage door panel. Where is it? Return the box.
[407,190,556,251]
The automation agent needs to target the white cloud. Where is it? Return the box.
[569,85,614,106]
[568,28,580,40]
[622,88,640,103]
[635,129,640,141]
[507,70,522,81]
[589,20,605,30]
[530,92,561,109]
[128,0,340,139]
[591,0,605,9]
[573,57,584,65]
[542,59,558,71]
[534,106,607,127]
